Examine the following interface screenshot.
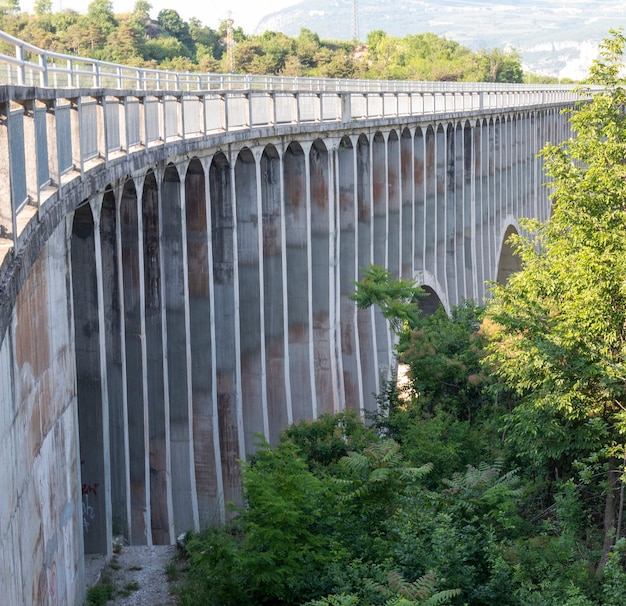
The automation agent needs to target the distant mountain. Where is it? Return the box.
[256,0,626,79]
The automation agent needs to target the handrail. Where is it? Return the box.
[0,28,581,95]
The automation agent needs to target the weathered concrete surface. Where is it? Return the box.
[0,87,572,606]
[0,223,84,606]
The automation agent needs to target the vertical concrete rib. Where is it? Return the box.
[454,123,465,302]
[337,136,360,411]
[284,142,314,422]
[372,132,390,378]
[100,190,130,540]
[143,171,169,545]
[400,128,413,280]
[463,123,475,301]
[445,123,457,306]
[356,134,377,413]
[186,157,221,527]
[210,152,241,510]
[261,145,290,443]
[71,202,109,554]
[162,164,197,538]
[310,139,333,415]
[235,148,266,457]
[120,178,150,545]
[413,128,425,274]
[435,124,446,293]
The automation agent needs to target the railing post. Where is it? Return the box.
[177,93,184,139]
[22,99,39,208]
[341,93,351,123]
[43,99,59,188]
[15,42,25,86]
[96,95,108,165]
[39,52,47,87]
[69,97,83,174]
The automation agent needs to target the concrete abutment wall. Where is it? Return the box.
[0,102,570,605]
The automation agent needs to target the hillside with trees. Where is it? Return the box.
[0,0,526,81]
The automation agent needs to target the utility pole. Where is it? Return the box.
[226,11,234,73]
[352,0,359,41]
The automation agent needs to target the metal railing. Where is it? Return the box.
[0,28,582,95]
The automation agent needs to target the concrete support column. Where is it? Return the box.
[261,146,290,442]
[235,147,268,455]
[463,123,474,301]
[284,142,314,422]
[310,139,335,415]
[372,132,391,377]
[162,163,198,537]
[71,201,111,555]
[186,157,222,526]
[143,172,170,545]
[445,123,457,307]
[356,134,378,412]
[337,135,362,412]
[387,131,400,279]
[435,125,446,291]
[209,152,241,510]
[413,128,425,274]
[453,123,465,303]
[424,127,436,273]
[100,189,131,540]
[400,129,413,280]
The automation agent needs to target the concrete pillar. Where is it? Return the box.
[445,123,457,307]
[477,119,489,300]
[209,152,241,510]
[387,130,400,279]
[120,178,150,545]
[310,139,335,415]
[463,122,475,301]
[424,126,436,273]
[260,145,290,443]
[413,128,425,274]
[162,163,198,537]
[143,171,170,545]
[356,134,378,413]
[186,157,222,527]
[453,122,465,304]
[400,128,413,280]
[284,142,314,422]
[337,135,362,412]
[100,189,131,540]
[435,124,446,292]
[71,203,109,555]
[372,132,391,376]
[235,148,267,455]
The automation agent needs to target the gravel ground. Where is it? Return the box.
[91,544,180,606]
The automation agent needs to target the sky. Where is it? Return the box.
[18,0,301,33]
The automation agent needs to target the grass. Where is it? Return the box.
[85,583,114,606]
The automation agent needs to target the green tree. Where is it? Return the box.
[486,30,626,574]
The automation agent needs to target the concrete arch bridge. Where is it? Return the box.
[0,33,578,605]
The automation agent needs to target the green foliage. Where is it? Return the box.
[486,29,626,574]
[3,5,524,80]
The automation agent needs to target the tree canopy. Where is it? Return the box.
[0,5,528,81]
[486,29,626,574]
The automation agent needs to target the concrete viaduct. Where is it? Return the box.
[0,33,579,605]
